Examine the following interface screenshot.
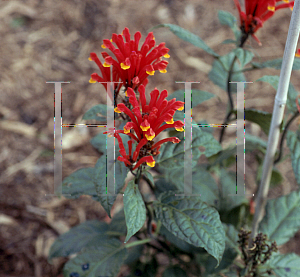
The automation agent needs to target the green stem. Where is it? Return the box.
[219,29,250,144]
[142,173,155,192]
[124,238,152,248]
[219,55,237,143]
[274,110,300,164]
[233,66,259,74]
[135,166,142,185]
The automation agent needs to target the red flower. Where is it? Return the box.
[104,85,184,170]
[234,0,294,45]
[89,27,170,94]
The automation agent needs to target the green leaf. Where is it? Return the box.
[124,180,147,243]
[143,170,154,188]
[209,135,270,168]
[258,190,300,246]
[49,220,109,260]
[219,169,247,212]
[218,10,236,28]
[150,24,219,57]
[63,238,127,277]
[91,132,129,154]
[218,10,241,41]
[197,224,239,276]
[123,243,144,266]
[257,75,279,88]
[208,147,236,168]
[196,120,215,134]
[162,266,188,277]
[222,39,237,45]
[166,89,215,108]
[267,253,300,277]
[156,127,222,169]
[82,104,113,121]
[209,52,246,91]
[256,162,283,187]
[222,224,240,253]
[243,109,272,136]
[108,209,127,235]
[154,177,178,197]
[234,48,254,68]
[287,131,300,184]
[164,165,220,209]
[257,75,300,114]
[158,224,202,253]
[252,58,300,70]
[153,192,226,266]
[94,155,129,218]
[245,133,268,153]
[62,167,99,199]
[10,16,27,28]
[201,248,237,276]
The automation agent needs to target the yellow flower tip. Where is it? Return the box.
[89,78,97,83]
[114,107,121,113]
[290,6,293,11]
[145,134,155,141]
[147,161,155,167]
[140,125,150,131]
[175,127,184,132]
[159,69,167,73]
[121,63,130,70]
[125,90,128,96]
[282,0,289,2]
[267,5,275,12]
[123,128,130,134]
[163,53,170,58]
[110,39,113,42]
[295,53,300,58]
[177,106,184,111]
[146,70,155,76]
[103,62,111,67]
[88,57,92,61]
[166,118,174,124]
[101,44,106,49]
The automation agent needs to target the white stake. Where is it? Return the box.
[251,0,300,239]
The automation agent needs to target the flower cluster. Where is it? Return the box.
[234,0,294,45]
[89,27,170,94]
[104,85,184,170]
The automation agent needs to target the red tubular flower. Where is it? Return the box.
[104,85,185,170]
[89,27,170,93]
[234,0,294,46]
[132,156,155,170]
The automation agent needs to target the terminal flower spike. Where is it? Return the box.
[89,27,170,95]
[234,0,294,46]
[104,85,184,171]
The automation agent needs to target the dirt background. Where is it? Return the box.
[0,0,300,276]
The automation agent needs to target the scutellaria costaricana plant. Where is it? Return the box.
[49,1,300,276]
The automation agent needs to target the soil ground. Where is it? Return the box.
[0,0,300,276]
